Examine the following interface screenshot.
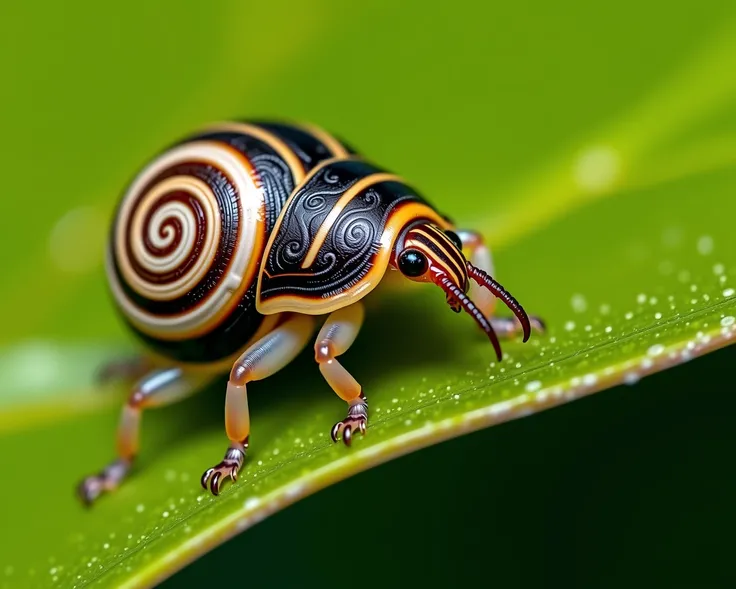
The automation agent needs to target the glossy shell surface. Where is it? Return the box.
[257,158,449,315]
[106,121,350,364]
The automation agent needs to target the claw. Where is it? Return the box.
[76,458,131,506]
[200,448,245,496]
[201,468,214,490]
[343,425,353,446]
[331,399,368,447]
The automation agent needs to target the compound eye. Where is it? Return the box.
[445,230,463,250]
[398,249,428,277]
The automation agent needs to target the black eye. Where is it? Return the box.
[445,230,463,250]
[398,249,428,277]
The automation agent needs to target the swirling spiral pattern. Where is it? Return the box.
[257,159,447,314]
[107,140,262,340]
[104,120,357,364]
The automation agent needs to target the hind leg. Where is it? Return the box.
[78,367,211,505]
[458,229,545,334]
[201,313,317,496]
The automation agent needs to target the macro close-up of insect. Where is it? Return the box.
[5,2,736,585]
[77,120,544,504]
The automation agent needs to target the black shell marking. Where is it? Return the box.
[258,159,434,310]
[110,121,350,365]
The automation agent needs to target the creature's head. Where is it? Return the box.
[390,221,531,361]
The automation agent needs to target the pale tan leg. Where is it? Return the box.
[78,367,211,505]
[201,313,317,496]
[314,302,368,446]
[458,229,545,335]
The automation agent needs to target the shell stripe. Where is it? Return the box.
[107,120,356,364]
[296,123,351,158]
[301,173,402,269]
[109,141,263,340]
[245,121,355,170]
[200,122,307,184]
[256,158,452,315]
[258,201,450,315]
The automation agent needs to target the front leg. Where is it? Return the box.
[201,313,316,496]
[314,302,368,446]
[457,229,545,335]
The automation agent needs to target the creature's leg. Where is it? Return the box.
[458,229,545,335]
[78,367,210,505]
[314,302,368,446]
[201,313,316,496]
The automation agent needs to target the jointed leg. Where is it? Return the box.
[314,302,368,446]
[78,367,210,505]
[201,313,316,495]
[458,229,545,335]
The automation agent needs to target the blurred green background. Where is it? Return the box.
[2,0,736,587]
[2,0,735,347]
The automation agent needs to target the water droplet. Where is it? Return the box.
[582,374,597,386]
[244,497,261,510]
[564,321,576,331]
[724,288,735,298]
[525,380,542,393]
[721,316,735,327]
[636,293,647,304]
[713,263,725,275]
[647,344,665,357]
[135,504,145,513]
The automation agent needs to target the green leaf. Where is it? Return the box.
[2,1,736,587]
[2,163,735,588]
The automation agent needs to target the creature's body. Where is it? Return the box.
[78,121,543,504]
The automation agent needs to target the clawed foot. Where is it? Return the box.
[331,394,368,447]
[77,459,131,506]
[201,446,246,496]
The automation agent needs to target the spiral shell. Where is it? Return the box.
[107,121,353,364]
[107,139,264,340]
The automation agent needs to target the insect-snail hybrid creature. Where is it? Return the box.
[78,120,544,504]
